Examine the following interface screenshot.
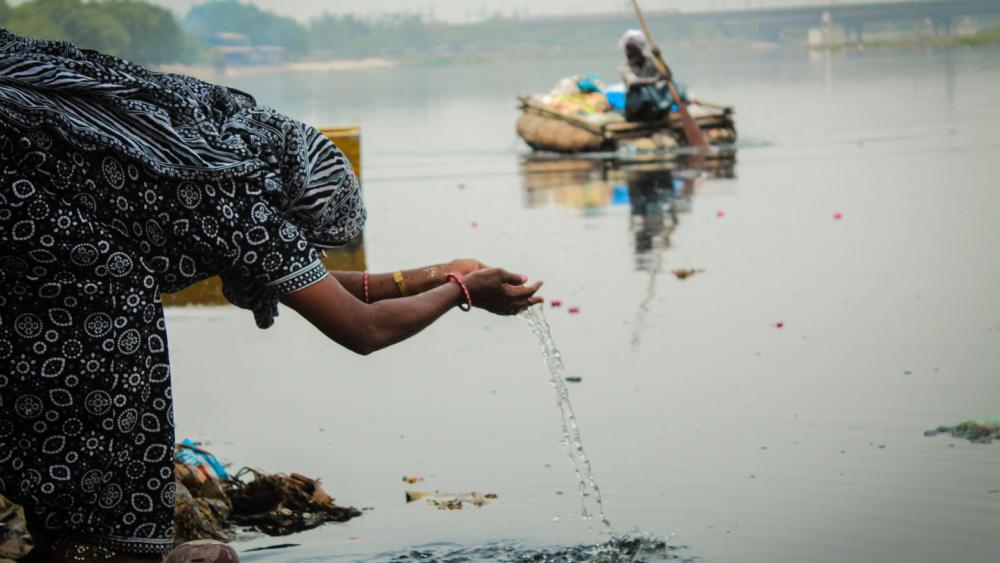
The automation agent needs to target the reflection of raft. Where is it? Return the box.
[516,96,736,153]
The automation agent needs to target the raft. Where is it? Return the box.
[516,95,736,153]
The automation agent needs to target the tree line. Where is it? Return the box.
[0,0,615,66]
[0,0,201,64]
[6,0,940,66]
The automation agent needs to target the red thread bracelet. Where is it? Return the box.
[363,271,370,304]
[446,273,472,311]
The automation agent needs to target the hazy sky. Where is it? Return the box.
[144,1,884,23]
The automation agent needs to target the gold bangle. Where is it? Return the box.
[393,270,410,296]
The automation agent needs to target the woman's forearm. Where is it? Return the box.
[282,274,462,355]
[331,265,447,302]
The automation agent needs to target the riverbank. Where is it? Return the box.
[156,57,397,80]
[816,26,1000,52]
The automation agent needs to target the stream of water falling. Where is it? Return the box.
[519,304,613,534]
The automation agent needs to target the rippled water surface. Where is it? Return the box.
[167,46,1000,562]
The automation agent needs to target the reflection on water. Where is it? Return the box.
[520,154,736,271]
[168,46,1000,563]
[520,154,736,352]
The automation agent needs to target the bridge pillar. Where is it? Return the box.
[760,24,783,43]
[842,19,865,44]
[932,15,954,36]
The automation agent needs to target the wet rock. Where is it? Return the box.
[0,496,33,562]
[174,481,232,545]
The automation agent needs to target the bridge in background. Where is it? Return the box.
[527,0,1000,43]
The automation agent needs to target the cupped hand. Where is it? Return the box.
[462,268,543,316]
[447,258,489,277]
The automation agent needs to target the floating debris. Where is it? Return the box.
[568,306,581,314]
[925,419,1000,444]
[716,210,726,218]
[833,211,843,220]
[551,299,563,308]
[405,491,498,510]
[565,376,583,383]
[775,321,785,329]
[174,444,361,545]
[402,475,425,484]
[671,268,704,280]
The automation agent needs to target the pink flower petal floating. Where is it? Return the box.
[716,210,726,219]
[550,299,563,308]
[775,322,785,329]
[568,306,581,314]
[470,221,478,229]
[833,212,843,220]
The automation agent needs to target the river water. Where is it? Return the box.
[166,45,1000,562]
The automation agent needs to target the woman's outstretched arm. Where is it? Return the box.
[281,267,542,355]
[330,259,487,303]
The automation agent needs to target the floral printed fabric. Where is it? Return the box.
[0,112,326,551]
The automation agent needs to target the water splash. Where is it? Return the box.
[519,305,612,534]
[377,532,687,562]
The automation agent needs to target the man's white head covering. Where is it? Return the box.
[619,29,648,50]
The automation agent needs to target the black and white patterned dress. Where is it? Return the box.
[0,31,364,553]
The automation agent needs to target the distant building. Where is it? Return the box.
[203,32,287,66]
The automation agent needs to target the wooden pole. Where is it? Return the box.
[628,0,708,149]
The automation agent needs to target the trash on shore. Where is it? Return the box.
[174,443,361,545]
[924,419,1000,444]
[405,491,498,510]
[671,268,705,280]
[0,495,33,562]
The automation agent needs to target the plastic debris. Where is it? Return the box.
[568,306,581,314]
[671,268,705,280]
[716,210,725,218]
[550,299,563,308]
[405,491,498,510]
[833,212,843,220]
[178,438,230,479]
[564,376,583,383]
[775,322,785,329]
[402,475,424,484]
